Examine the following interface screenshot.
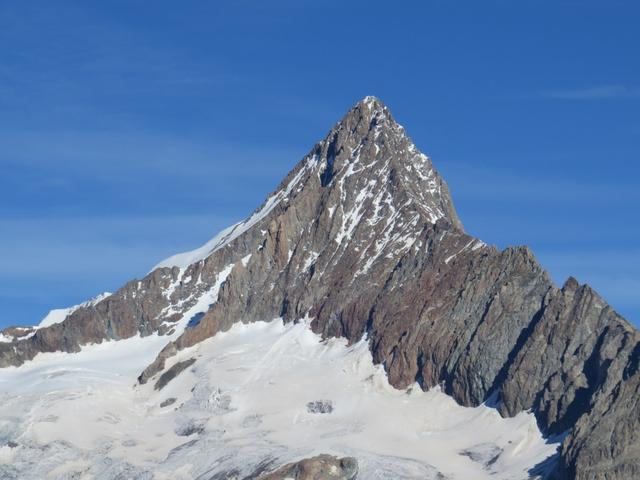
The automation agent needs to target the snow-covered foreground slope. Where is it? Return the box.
[0,319,558,479]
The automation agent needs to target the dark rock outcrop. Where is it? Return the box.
[306,400,334,414]
[0,248,237,368]
[2,96,638,479]
[154,358,196,390]
[258,455,358,480]
[159,397,176,408]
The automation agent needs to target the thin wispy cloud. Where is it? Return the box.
[540,85,640,100]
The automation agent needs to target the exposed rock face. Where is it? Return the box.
[258,455,358,480]
[0,250,235,367]
[1,96,638,479]
[154,357,195,390]
[159,397,176,408]
[0,326,34,340]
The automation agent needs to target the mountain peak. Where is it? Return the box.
[313,96,463,230]
[153,96,463,270]
[360,94,382,105]
[338,95,394,134]
[353,95,388,115]
[2,97,638,480]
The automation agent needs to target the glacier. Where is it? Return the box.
[0,318,559,479]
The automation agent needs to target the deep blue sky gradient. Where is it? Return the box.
[1,1,638,327]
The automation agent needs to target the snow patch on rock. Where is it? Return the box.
[153,156,319,270]
[37,292,112,329]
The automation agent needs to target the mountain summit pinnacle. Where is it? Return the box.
[305,95,463,230]
[348,95,391,122]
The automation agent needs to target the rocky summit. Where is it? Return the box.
[1,97,638,480]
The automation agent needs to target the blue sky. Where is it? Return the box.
[0,1,638,328]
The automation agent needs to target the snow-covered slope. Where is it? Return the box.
[0,319,559,479]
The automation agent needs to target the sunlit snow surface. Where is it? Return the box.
[0,320,558,479]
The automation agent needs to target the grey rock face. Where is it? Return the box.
[0,241,238,368]
[258,454,358,480]
[154,358,196,390]
[159,397,176,408]
[2,96,638,479]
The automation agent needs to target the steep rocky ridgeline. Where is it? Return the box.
[1,96,638,479]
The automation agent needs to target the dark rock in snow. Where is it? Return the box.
[175,419,205,437]
[306,400,333,414]
[160,397,176,408]
[154,358,196,390]
[258,454,358,480]
[459,443,503,469]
